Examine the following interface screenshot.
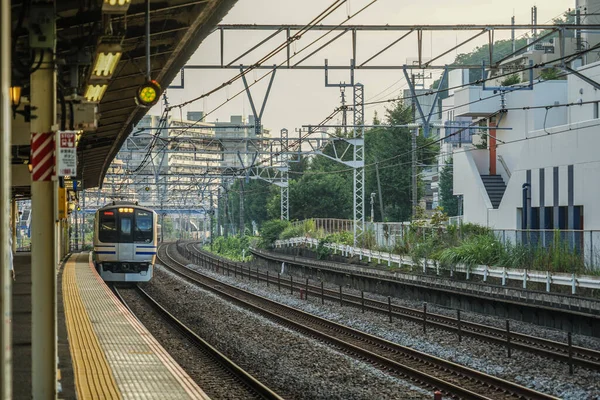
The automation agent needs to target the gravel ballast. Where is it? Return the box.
[168,247,600,400]
[142,263,431,400]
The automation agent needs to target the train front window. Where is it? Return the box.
[99,211,118,242]
[120,216,133,243]
[134,210,153,243]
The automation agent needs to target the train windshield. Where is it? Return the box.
[134,210,153,243]
[99,211,118,242]
[98,208,153,243]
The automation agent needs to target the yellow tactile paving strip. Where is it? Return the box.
[64,253,210,399]
[63,254,121,399]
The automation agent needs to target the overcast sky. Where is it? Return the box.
[149,0,574,136]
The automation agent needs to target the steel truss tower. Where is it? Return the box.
[279,128,289,221]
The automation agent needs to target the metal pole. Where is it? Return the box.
[411,74,418,218]
[568,332,573,375]
[31,48,57,398]
[457,309,462,342]
[1,0,13,394]
[375,160,384,221]
[361,291,365,313]
[146,0,151,81]
[388,296,392,323]
[321,281,324,304]
[339,286,343,306]
[423,302,427,334]
[506,320,511,358]
[305,278,309,301]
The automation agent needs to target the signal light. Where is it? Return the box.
[135,80,161,108]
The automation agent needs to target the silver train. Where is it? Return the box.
[93,201,157,282]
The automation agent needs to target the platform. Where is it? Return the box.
[63,252,210,399]
[12,251,210,399]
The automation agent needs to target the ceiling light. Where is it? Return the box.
[91,45,122,79]
[84,84,108,102]
[102,0,131,14]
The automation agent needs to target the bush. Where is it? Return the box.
[207,235,251,261]
[258,219,290,248]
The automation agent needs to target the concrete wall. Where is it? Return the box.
[453,148,492,226]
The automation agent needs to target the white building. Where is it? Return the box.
[447,58,600,244]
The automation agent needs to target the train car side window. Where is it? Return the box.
[120,215,133,243]
[134,210,153,243]
[99,210,118,242]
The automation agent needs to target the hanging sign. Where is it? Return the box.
[56,130,78,177]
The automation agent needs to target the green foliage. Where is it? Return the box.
[226,179,271,233]
[326,230,354,246]
[438,233,504,267]
[540,68,563,81]
[365,101,439,222]
[206,235,251,262]
[439,158,459,217]
[316,237,332,260]
[500,74,521,86]
[279,219,324,240]
[258,219,290,248]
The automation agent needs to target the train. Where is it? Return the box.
[92,201,158,282]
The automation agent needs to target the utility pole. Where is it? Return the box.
[370,192,376,223]
[375,159,384,221]
[239,180,245,236]
[411,73,418,219]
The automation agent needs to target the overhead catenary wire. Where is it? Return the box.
[122,27,600,199]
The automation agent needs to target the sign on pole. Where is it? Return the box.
[56,131,78,177]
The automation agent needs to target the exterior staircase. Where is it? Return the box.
[480,175,506,209]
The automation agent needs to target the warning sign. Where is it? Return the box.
[56,131,78,177]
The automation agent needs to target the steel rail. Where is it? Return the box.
[241,246,600,369]
[112,285,283,400]
[161,242,558,400]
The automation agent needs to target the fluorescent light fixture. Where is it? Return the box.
[92,49,122,78]
[84,84,108,102]
[102,0,131,13]
[90,42,123,79]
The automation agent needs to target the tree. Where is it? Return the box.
[439,158,459,217]
[227,179,271,232]
[365,100,439,222]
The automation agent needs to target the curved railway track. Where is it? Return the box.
[113,284,283,400]
[160,242,558,400]
[188,242,600,371]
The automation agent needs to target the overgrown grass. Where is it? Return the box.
[204,235,252,262]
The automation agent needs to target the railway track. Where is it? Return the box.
[188,242,600,372]
[161,242,558,400]
[113,284,283,400]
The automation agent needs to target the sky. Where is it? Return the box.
[149,0,574,137]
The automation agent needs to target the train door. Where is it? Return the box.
[117,211,135,261]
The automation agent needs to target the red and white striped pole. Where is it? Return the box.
[30,132,54,181]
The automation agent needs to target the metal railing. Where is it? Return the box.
[275,237,600,295]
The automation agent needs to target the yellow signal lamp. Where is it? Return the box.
[135,80,161,108]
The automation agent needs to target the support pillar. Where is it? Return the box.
[30,49,57,398]
[489,121,497,175]
[1,0,13,396]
